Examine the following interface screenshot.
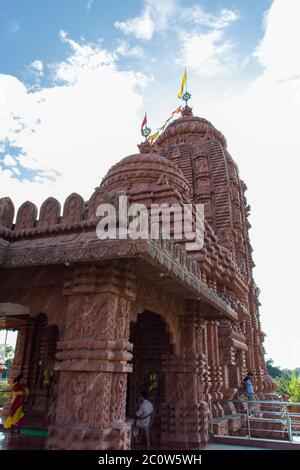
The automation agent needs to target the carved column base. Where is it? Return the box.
[211,401,225,418]
[47,421,132,450]
[221,400,237,415]
[161,401,209,447]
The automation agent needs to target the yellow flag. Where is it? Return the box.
[148,131,159,142]
[177,68,186,98]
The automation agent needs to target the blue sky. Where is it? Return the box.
[0,0,300,369]
[1,0,271,79]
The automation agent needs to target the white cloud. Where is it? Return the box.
[116,41,144,58]
[30,60,44,74]
[115,0,239,76]
[3,154,17,166]
[54,31,117,84]
[12,167,21,175]
[253,0,300,81]
[0,168,13,178]
[115,11,155,41]
[0,33,149,210]
[178,5,239,75]
[115,0,175,40]
[182,6,239,29]
[86,0,94,12]
[178,30,236,76]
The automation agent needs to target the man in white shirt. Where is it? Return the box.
[133,390,154,447]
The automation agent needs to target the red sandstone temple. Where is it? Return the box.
[0,106,275,449]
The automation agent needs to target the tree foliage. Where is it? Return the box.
[275,375,290,396]
[266,359,284,379]
[267,359,300,401]
[288,371,300,402]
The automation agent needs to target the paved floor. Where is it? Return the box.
[203,443,268,450]
[1,428,296,451]
[0,430,46,450]
[1,431,270,451]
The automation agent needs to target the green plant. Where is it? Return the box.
[0,343,15,379]
[288,371,300,402]
[275,374,290,397]
[0,379,10,408]
[266,358,285,379]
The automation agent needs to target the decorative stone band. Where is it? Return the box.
[55,339,133,373]
[0,218,97,240]
[0,237,8,264]
[155,116,227,149]
[146,239,237,321]
[2,231,237,321]
[218,336,248,351]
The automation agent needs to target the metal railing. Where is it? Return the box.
[210,399,300,443]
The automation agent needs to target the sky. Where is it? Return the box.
[0,0,299,369]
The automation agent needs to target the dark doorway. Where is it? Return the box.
[126,310,173,446]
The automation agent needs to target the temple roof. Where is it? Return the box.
[100,152,190,199]
[155,110,227,149]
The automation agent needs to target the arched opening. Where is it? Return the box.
[0,303,29,415]
[0,307,60,439]
[126,310,174,447]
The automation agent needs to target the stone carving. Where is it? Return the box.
[15,201,38,231]
[73,298,97,339]
[0,197,14,229]
[66,374,89,424]
[115,297,132,339]
[88,188,113,220]
[62,193,84,225]
[37,197,61,229]
[171,373,186,401]
[94,373,111,428]
[110,373,127,422]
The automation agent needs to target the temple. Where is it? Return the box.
[0,106,275,449]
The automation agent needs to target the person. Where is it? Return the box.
[3,374,29,435]
[133,390,154,447]
[243,372,256,414]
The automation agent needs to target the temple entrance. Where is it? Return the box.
[126,310,174,447]
[0,308,59,437]
[0,329,17,412]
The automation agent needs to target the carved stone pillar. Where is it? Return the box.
[206,320,223,418]
[245,315,255,375]
[22,319,36,386]
[10,322,28,381]
[46,262,135,450]
[161,309,209,447]
[218,319,248,411]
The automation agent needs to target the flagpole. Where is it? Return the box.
[141,112,151,142]
[178,68,191,109]
[184,67,188,107]
[185,67,187,94]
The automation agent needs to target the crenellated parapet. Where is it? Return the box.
[0,192,102,240]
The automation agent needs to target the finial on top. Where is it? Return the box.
[138,140,153,153]
[177,67,192,108]
[141,112,151,142]
[181,105,193,117]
